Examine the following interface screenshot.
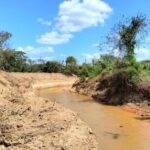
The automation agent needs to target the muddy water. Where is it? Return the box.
[37,88,150,150]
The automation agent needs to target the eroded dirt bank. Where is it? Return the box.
[73,75,150,119]
[0,72,99,150]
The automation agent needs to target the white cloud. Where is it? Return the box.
[60,53,66,57]
[82,52,100,62]
[36,31,73,45]
[146,38,150,42]
[17,46,54,54]
[37,18,52,26]
[135,48,149,55]
[37,0,112,45]
[31,56,55,61]
[135,48,150,61]
[57,0,112,33]
[92,43,100,48]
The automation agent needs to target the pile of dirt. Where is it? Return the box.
[0,71,99,150]
[73,73,150,105]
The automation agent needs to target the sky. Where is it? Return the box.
[0,0,150,62]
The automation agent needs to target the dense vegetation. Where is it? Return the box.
[0,15,150,84]
[75,14,150,105]
[0,31,118,76]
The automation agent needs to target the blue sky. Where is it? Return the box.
[0,0,150,62]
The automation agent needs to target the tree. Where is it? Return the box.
[65,56,78,75]
[65,56,77,67]
[0,31,12,50]
[0,50,27,72]
[0,31,27,72]
[43,61,63,73]
[100,54,118,71]
[107,14,147,65]
[78,63,93,78]
[104,14,148,84]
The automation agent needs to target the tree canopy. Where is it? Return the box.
[107,14,147,64]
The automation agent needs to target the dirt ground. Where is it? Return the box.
[0,71,99,150]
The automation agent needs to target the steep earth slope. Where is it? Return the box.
[0,72,99,150]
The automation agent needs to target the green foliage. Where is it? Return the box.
[0,31,27,72]
[100,54,118,71]
[43,61,64,73]
[107,14,147,64]
[78,63,95,78]
[125,66,140,84]
[0,17,149,88]
[77,55,118,79]
[105,14,147,85]
[64,56,78,75]
[0,31,12,49]
[0,50,27,72]
[139,60,150,80]
[78,63,97,78]
[64,65,79,75]
[66,56,77,67]
[140,60,150,70]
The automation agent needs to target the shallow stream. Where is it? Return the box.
[37,87,150,150]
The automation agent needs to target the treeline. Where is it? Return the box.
[0,35,120,76]
[0,31,130,76]
[0,41,149,81]
[0,14,150,83]
[0,31,76,74]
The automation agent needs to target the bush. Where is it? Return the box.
[126,67,140,84]
[43,61,64,73]
[94,68,139,105]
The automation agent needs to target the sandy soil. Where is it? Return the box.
[0,72,99,150]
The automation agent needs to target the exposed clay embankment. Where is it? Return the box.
[0,72,99,150]
[73,75,150,119]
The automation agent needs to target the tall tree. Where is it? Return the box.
[107,14,147,65]
[0,31,12,50]
[65,56,78,75]
[43,61,63,73]
[65,56,77,67]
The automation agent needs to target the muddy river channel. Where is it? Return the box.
[37,87,150,150]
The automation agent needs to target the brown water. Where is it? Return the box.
[37,88,150,150]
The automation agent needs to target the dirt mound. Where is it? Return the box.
[73,73,150,105]
[0,72,99,150]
